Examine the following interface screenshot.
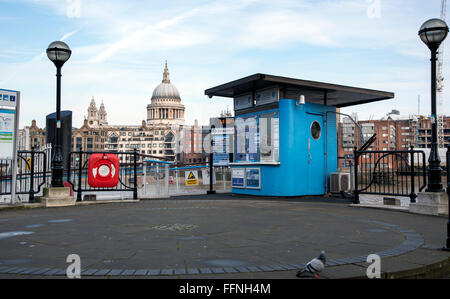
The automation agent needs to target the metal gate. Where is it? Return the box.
[353,146,427,204]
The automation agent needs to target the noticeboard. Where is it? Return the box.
[0,88,20,204]
[245,168,261,189]
[231,168,245,188]
[234,93,253,111]
[0,89,19,160]
[255,87,279,107]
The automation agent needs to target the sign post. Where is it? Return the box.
[0,89,20,204]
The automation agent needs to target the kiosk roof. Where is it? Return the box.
[205,73,395,108]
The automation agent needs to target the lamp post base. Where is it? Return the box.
[207,190,216,195]
[409,192,448,216]
[38,187,76,207]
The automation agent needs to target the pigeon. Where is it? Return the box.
[296,251,326,279]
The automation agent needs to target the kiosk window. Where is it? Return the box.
[235,111,279,163]
[311,121,321,140]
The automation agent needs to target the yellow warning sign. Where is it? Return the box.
[185,171,198,186]
[25,158,32,171]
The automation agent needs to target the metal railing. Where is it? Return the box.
[67,149,141,201]
[353,146,427,204]
[1,148,232,204]
[138,161,231,199]
[0,150,49,203]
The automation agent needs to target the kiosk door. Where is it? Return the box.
[307,114,326,195]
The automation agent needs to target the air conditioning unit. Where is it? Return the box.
[330,172,351,193]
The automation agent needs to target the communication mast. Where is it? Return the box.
[437,0,447,148]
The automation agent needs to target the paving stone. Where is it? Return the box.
[54,269,68,276]
[7,267,27,274]
[121,270,136,276]
[326,260,340,266]
[269,265,285,271]
[290,263,305,269]
[147,269,161,276]
[247,266,263,272]
[278,264,298,270]
[187,268,200,275]
[93,269,111,276]
[235,267,250,273]
[160,269,174,275]
[134,269,148,276]
[199,268,212,274]
[2,267,20,274]
[259,265,275,271]
[107,269,123,276]
[174,269,186,275]
[43,269,62,276]
[19,268,41,275]
[329,259,348,265]
[82,269,99,276]
[31,268,53,275]
[223,267,238,273]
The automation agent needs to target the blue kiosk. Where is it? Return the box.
[205,74,394,197]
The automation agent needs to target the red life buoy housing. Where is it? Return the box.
[88,154,120,188]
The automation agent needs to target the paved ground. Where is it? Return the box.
[0,193,449,279]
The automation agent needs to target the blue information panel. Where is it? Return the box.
[231,168,245,188]
[213,153,230,166]
[245,168,261,189]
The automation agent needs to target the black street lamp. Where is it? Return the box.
[418,18,448,193]
[445,145,450,251]
[47,41,72,187]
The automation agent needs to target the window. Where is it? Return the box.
[109,134,118,143]
[311,121,321,140]
[235,111,279,163]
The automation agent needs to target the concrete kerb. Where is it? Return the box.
[0,199,140,211]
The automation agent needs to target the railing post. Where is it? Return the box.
[76,150,82,202]
[409,146,417,203]
[353,147,360,204]
[207,153,216,195]
[29,149,35,203]
[133,149,138,200]
[444,145,450,251]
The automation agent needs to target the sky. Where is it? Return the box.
[0,0,449,129]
